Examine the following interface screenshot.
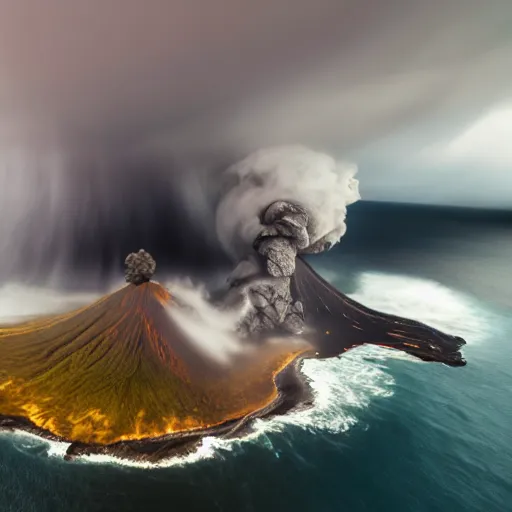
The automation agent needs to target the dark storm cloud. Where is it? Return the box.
[0,0,510,214]
[0,0,510,150]
[0,0,353,146]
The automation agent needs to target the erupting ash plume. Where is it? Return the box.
[215,145,360,261]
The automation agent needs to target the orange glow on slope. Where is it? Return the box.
[0,283,310,444]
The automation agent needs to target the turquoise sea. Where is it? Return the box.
[0,202,511,512]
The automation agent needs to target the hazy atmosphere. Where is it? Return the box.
[0,3,511,512]
[0,0,511,207]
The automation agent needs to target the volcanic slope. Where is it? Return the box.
[292,257,466,366]
[0,282,310,444]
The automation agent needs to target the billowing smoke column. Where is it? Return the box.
[216,145,360,262]
[214,145,360,337]
[212,145,465,369]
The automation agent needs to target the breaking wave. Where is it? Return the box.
[0,270,490,469]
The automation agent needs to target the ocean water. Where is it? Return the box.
[0,202,511,512]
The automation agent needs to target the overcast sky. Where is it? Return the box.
[0,0,511,207]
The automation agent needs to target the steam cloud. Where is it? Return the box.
[216,145,361,261]
[164,278,248,365]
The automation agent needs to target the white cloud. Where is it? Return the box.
[443,104,512,169]
[356,99,512,208]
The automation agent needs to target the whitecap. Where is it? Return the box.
[348,271,490,344]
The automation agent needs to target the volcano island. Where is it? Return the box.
[0,250,466,462]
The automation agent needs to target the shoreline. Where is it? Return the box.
[0,354,314,464]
